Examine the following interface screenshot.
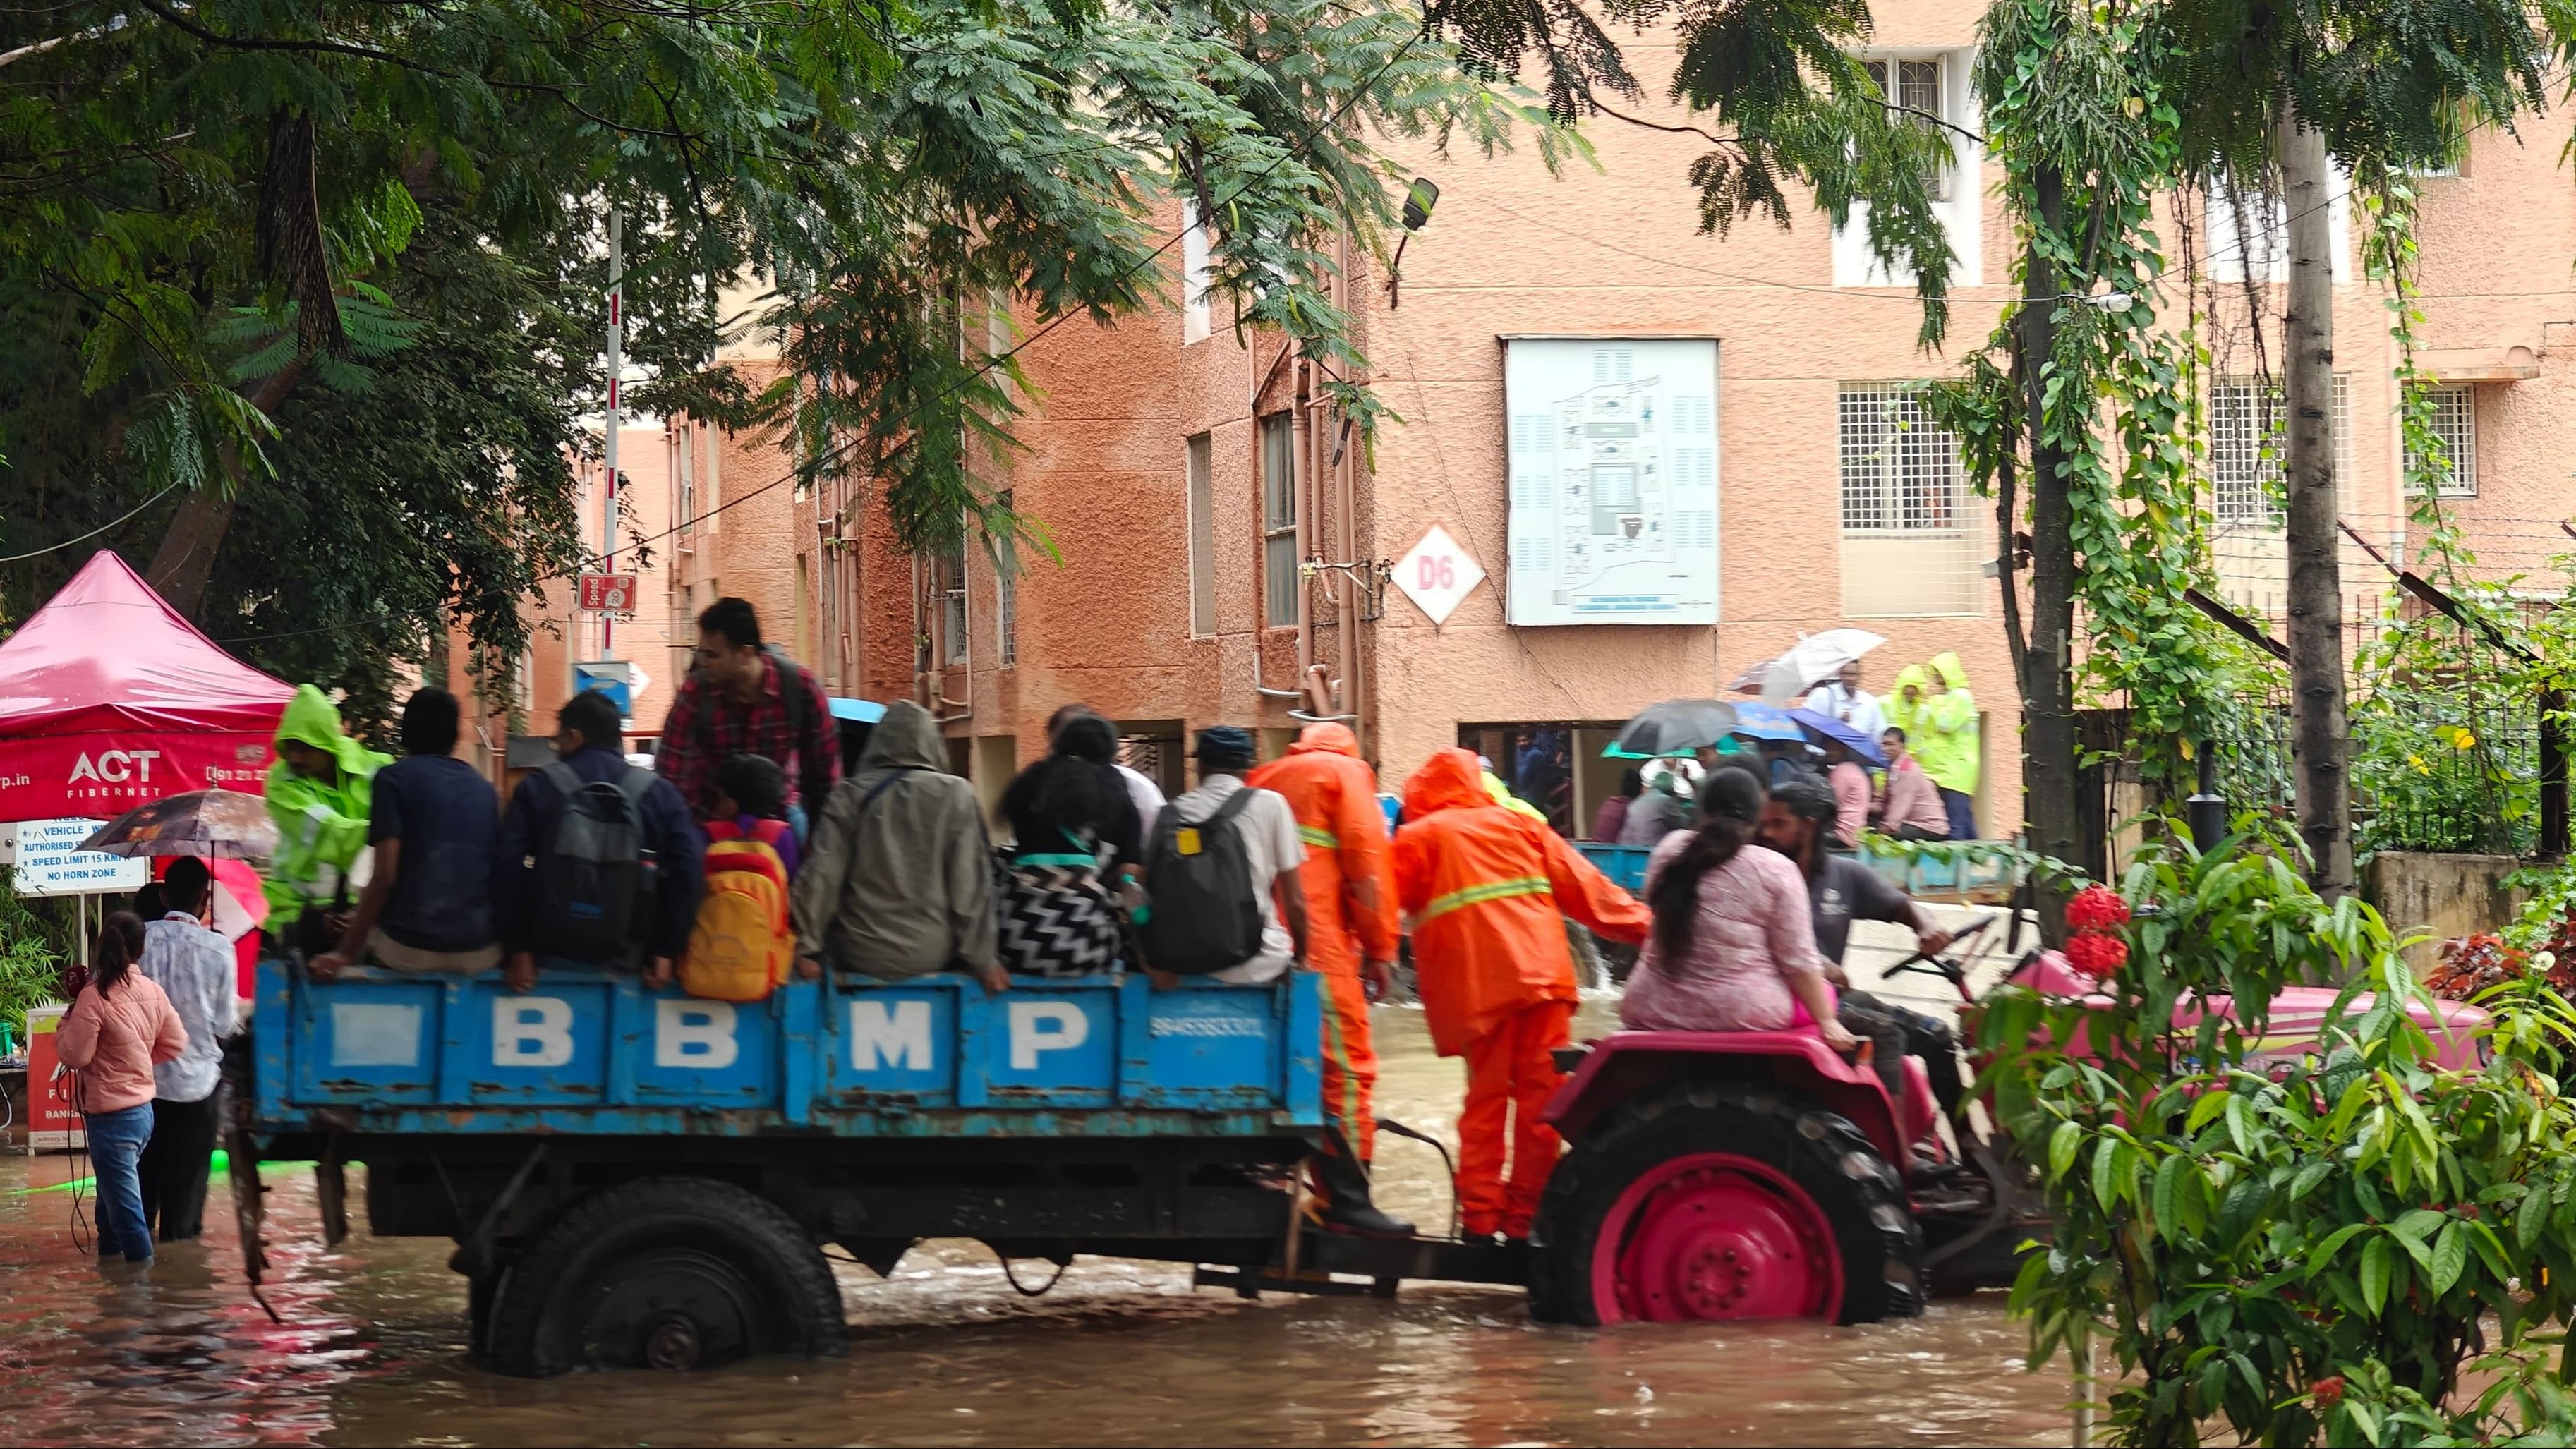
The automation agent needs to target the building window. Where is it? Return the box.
[1261,414,1298,627]
[1181,199,1213,346]
[936,538,968,665]
[1186,433,1215,636]
[2210,378,2280,526]
[2206,174,2355,286]
[2408,385,2477,497]
[2211,375,2357,524]
[994,490,1018,667]
[1837,385,1981,617]
[675,423,697,531]
[794,552,814,664]
[1863,57,1951,200]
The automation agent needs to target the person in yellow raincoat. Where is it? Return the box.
[1913,652,1979,840]
[262,685,392,952]
[1393,749,1649,1239]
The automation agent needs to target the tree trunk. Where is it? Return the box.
[2276,109,2356,900]
[2020,163,2084,881]
[145,360,307,615]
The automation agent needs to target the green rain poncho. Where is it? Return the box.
[263,684,393,926]
[1904,652,1980,796]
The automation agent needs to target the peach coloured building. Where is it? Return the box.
[636,15,2576,840]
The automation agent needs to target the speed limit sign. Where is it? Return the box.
[1392,523,1486,625]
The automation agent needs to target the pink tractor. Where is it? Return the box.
[1522,919,2491,1326]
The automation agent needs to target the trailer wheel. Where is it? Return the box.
[1528,1081,1922,1327]
[483,1176,845,1378]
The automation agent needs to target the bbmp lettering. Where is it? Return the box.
[492,998,575,1067]
[655,1000,739,1069]
[1008,1001,1088,1071]
[849,999,933,1072]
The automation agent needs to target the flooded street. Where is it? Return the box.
[1,959,2078,1448]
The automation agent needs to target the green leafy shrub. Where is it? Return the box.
[1987,816,2576,1446]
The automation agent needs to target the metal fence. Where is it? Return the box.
[2074,583,2567,869]
[2207,709,2544,858]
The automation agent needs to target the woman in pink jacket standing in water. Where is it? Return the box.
[56,911,187,1265]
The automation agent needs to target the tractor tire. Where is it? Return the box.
[483,1176,845,1378]
[1528,1081,1923,1327]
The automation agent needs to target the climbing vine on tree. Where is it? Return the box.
[1923,0,2245,863]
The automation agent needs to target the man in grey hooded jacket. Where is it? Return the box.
[790,700,1005,990]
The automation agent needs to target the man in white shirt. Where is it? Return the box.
[1805,659,1887,741]
[133,856,237,1242]
[1163,725,1307,985]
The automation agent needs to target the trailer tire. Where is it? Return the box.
[1528,1081,1922,1327]
[483,1176,845,1378]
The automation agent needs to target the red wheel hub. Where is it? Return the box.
[1591,1152,1841,1323]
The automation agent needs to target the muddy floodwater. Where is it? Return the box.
[1,987,2080,1447]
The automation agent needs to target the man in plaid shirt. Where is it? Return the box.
[655,597,840,825]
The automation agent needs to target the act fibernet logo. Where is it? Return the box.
[65,748,164,802]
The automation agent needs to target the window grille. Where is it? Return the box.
[1863,58,1952,201]
[1839,387,1962,531]
[2407,385,2477,497]
[1838,385,1981,617]
[2211,375,2356,525]
[1261,415,1298,627]
[1186,434,1215,635]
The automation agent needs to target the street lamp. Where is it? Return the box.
[1384,176,1439,308]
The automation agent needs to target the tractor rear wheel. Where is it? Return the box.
[483,1176,845,1377]
[1528,1081,1922,1326]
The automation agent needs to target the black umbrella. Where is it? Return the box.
[1611,699,1741,758]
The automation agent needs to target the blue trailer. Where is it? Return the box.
[238,961,1522,1376]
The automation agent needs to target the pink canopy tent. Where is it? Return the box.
[0,550,294,824]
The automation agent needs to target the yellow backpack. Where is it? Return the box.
[679,825,794,1002]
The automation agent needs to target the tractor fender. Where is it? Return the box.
[1544,1030,1907,1168]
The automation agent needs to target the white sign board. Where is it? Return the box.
[1392,524,1487,626]
[10,818,149,897]
[1503,337,1720,625]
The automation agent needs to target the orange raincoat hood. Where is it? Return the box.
[1403,748,1491,819]
[1288,722,1364,759]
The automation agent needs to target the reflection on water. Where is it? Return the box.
[0,1002,2074,1447]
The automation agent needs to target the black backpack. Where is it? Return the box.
[1138,789,1266,975]
[532,762,660,963]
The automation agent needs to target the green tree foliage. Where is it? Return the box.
[1,0,1961,710]
[1986,823,2576,1446]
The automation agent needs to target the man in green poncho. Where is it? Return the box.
[264,685,394,952]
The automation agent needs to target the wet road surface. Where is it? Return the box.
[1,919,2079,1447]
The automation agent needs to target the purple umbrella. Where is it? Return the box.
[1788,708,1887,766]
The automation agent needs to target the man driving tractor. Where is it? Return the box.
[1758,777,1969,1136]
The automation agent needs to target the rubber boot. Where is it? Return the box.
[1312,1149,1415,1238]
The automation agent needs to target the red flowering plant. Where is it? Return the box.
[1981,815,2576,1447]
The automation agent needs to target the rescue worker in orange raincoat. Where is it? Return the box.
[1394,748,1650,1239]
[1249,723,1410,1236]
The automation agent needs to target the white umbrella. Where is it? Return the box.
[1759,629,1889,705]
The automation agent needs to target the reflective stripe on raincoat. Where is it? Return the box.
[1247,723,1399,978]
[262,684,392,926]
[1393,748,1649,1057]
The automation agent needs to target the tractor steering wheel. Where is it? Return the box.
[1878,912,2003,993]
